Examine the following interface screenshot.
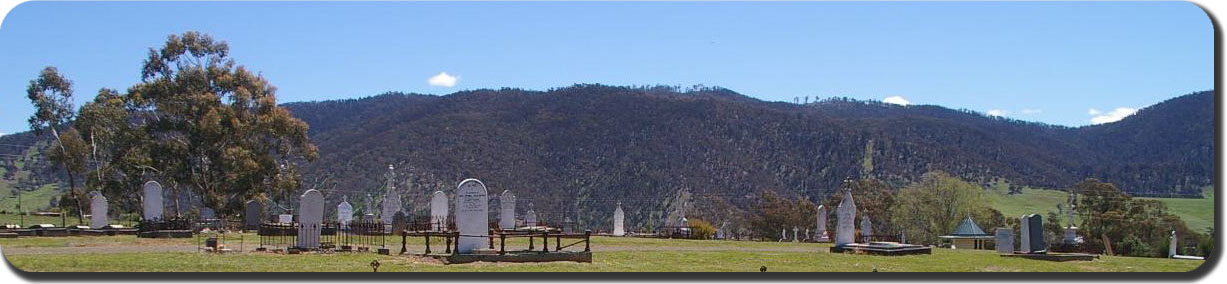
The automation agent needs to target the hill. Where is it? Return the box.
[274,85,1213,227]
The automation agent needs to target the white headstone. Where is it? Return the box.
[142,181,164,221]
[454,179,489,253]
[1169,230,1178,258]
[612,202,625,236]
[380,165,403,230]
[780,228,788,242]
[793,226,799,242]
[337,196,354,226]
[525,203,538,227]
[89,191,107,229]
[835,189,857,246]
[995,228,1014,254]
[499,190,516,229]
[860,215,873,242]
[430,191,449,231]
[716,221,726,239]
[278,214,293,224]
[816,205,828,240]
[297,189,324,249]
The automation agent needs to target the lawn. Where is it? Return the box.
[0,235,1207,272]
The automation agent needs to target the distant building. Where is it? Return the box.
[940,216,994,250]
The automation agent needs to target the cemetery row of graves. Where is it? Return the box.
[2,167,1207,269]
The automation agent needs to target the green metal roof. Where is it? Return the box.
[948,216,989,236]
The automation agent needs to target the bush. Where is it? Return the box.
[688,218,717,239]
[1116,235,1153,257]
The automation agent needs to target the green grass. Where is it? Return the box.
[986,183,1214,232]
[1,236,1205,272]
[1138,186,1215,233]
[0,184,62,212]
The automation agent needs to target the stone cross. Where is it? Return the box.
[88,191,107,229]
[499,190,516,229]
[454,179,489,253]
[612,202,625,236]
[297,189,324,249]
[835,189,857,246]
[142,181,164,221]
[430,191,449,231]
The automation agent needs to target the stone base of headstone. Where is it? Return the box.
[378,248,391,255]
[137,230,193,238]
[438,250,593,264]
[287,248,301,254]
[999,252,1097,262]
[830,242,932,256]
[0,232,17,238]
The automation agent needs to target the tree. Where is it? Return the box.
[823,177,894,235]
[890,171,993,245]
[25,66,89,224]
[115,31,317,215]
[1075,178,1199,256]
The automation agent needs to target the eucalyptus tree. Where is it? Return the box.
[25,66,89,223]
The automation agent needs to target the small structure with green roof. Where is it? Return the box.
[940,216,994,250]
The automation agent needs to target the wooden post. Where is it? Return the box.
[529,234,535,250]
[425,231,431,254]
[453,232,460,255]
[445,234,451,254]
[400,233,407,255]
[585,230,591,252]
[499,233,506,255]
[489,231,495,249]
[556,233,561,252]
[542,231,549,253]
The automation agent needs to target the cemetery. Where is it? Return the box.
[0,168,1210,272]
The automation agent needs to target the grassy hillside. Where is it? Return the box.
[985,183,1214,232]
[0,184,60,213]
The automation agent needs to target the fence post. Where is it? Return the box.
[585,230,591,252]
[400,233,407,255]
[556,233,561,252]
[500,233,506,255]
[453,232,460,255]
[489,231,495,249]
[542,231,549,253]
[529,234,535,250]
[425,231,432,254]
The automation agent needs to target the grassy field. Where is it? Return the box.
[985,183,1215,232]
[1,235,1207,272]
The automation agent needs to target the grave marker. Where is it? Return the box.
[88,191,107,229]
[142,181,164,221]
[525,203,538,227]
[244,200,263,230]
[454,179,489,253]
[995,228,1014,254]
[499,190,516,229]
[613,202,625,236]
[337,196,354,226]
[297,189,324,249]
[430,190,448,231]
[835,189,857,246]
[816,205,828,241]
[860,215,873,242]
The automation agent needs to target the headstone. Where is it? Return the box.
[278,214,293,224]
[1169,230,1177,258]
[142,181,164,221]
[430,191,449,231]
[835,189,857,246]
[499,190,516,229]
[563,216,574,234]
[337,196,354,226]
[454,179,489,253]
[380,165,403,231]
[1019,214,1046,253]
[392,211,408,234]
[780,228,788,242]
[792,226,799,242]
[995,228,1014,254]
[297,189,324,249]
[245,200,262,230]
[525,203,538,227]
[816,205,828,240]
[860,215,873,242]
[88,191,107,229]
[200,207,215,219]
[716,221,726,239]
[805,228,810,241]
[612,202,625,236]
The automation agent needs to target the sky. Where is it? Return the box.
[0,1,1213,135]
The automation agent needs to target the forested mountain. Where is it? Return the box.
[1,85,1213,229]
[277,85,1213,228]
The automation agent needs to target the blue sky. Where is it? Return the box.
[0,1,1212,135]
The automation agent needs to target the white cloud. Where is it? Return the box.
[986,109,1008,117]
[882,96,910,106]
[1089,107,1137,124]
[1087,108,1101,115]
[427,72,459,87]
[1020,109,1042,115]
